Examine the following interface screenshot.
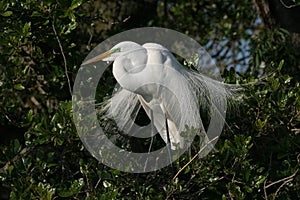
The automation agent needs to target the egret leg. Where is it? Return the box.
[144,109,155,172]
[165,113,172,167]
[165,113,171,145]
[148,109,155,153]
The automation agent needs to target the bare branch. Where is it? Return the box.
[279,0,299,8]
[0,147,33,174]
[265,169,298,189]
[274,178,293,196]
[173,136,219,180]
[52,20,72,96]
[263,179,268,200]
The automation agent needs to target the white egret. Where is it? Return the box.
[82,41,240,152]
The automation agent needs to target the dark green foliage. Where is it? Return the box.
[0,0,299,199]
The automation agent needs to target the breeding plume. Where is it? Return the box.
[82,41,239,153]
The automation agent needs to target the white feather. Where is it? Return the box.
[94,41,241,152]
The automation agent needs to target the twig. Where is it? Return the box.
[0,147,33,174]
[52,20,72,96]
[87,29,93,48]
[94,177,102,190]
[172,136,219,180]
[262,169,298,199]
[265,169,298,188]
[280,0,299,8]
[263,180,268,200]
[199,176,225,195]
[274,178,293,196]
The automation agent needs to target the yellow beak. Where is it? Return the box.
[81,50,112,65]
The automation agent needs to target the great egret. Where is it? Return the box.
[82,41,240,152]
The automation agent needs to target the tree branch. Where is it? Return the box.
[0,147,33,174]
[52,20,72,96]
[173,136,219,180]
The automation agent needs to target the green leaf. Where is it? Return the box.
[2,11,12,17]
[255,175,266,187]
[22,22,31,35]
[8,165,14,175]
[14,84,25,90]
[284,76,292,84]
[12,139,21,153]
[278,60,284,71]
[58,178,84,197]
[222,194,226,200]
[103,180,112,188]
[71,0,83,10]
[31,11,41,17]
[27,109,33,122]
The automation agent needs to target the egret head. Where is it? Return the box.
[82,41,142,65]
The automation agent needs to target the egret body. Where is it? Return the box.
[82,41,239,151]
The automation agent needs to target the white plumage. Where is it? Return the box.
[82,41,240,151]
